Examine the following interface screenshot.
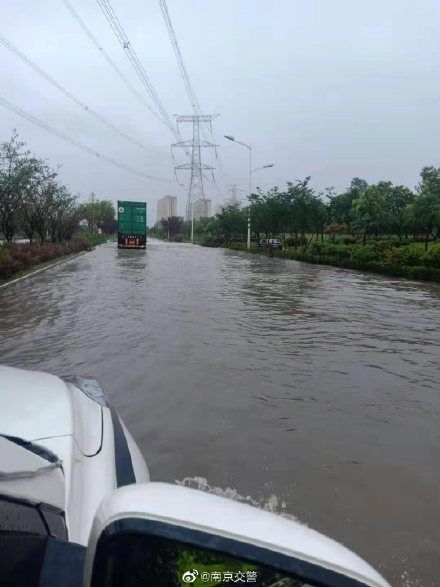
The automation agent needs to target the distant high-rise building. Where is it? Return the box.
[191,199,212,220]
[157,195,178,221]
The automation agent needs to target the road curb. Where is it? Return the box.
[0,251,88,291]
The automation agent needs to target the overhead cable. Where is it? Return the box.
[0,33,172,160]
[157,0,233,190]
[158,0,200,113]
[62,0,163,125]
[96,0,176,134]
[0,96,173,183]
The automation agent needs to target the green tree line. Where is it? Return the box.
[163,171,439,252]
[0,132,116,243]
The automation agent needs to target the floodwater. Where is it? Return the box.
[0,240,439,585]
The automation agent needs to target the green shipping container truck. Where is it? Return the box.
[117,201,147,249]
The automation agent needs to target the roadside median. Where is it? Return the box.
[225,240,440,283]
[0,236,108,287]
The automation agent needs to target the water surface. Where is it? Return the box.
[1,240,439,585]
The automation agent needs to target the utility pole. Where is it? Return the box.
[167,196,170,240]
[172,114,218,242]
[90,192,97,234]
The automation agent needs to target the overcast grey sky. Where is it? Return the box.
[1,0,440,222]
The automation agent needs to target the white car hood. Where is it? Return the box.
[0,365,102,456]
[0,436,65,509]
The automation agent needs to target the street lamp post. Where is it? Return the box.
[250,164,274,249]
[225,136,251,249]
[224,135,274,250]
[191,199,194,244]
[247,146,252,250]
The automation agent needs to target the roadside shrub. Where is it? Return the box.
[349,245,381,267]
[247,239,440,282]
[39,243,58,262]
[310,242,353,260]
[9,249,32,268]
[0,239,92,281]
[0,249,10,263]
[423,245,440,268]
[284,236,301,247]
[338,236,359,245]
[392,239,412,247]
[310,242,327,255]
[0,258,21,279]
[77,232,107,247]
[383,245,424,267]
[200,235,225,247]
[371,240,394,253]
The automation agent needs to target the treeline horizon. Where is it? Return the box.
[0,132,117,244]
[154,170,440,252]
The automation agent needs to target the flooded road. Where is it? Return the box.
[1,240,439,585]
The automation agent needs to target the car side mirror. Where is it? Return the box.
[83,482,389,587]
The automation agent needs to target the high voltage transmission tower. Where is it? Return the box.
[157,0,232,212]
[227,184,245,205]
[172,115,219,240]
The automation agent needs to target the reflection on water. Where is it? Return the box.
[0,240,439,586]
[116,249,148,281]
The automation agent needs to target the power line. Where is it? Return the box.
[0,33,170,160]
[96,0,177,135]
[158,0,200,113]
[62,0,164,126]
[157,0,217,166]
[157,0,231,196]
[157,0,223,202]
[95,0,191,167]
[0,96,173,183]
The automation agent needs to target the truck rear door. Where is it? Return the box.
[132,204,146,235]
[118,203,131,234]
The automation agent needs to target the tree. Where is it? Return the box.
[328,177,368,231]
[160,215,183,239]
[97,200,117,234]
[325,221,348,242]
[408,167,440,250]
[384,185,414,239]
[249,187,288,238]
[353,182,391,244]
[20,159,58,243]
[47,186,79,242]
[248,179,328,249]
[79,193,99,233]
[215,204,247,243]
[78,195,116,234]
[285,177,316,249]
[309,195,328,241]
[0,131,34,242]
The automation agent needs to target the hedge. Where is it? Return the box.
[229,241,440,283]
[0,240,92,281]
